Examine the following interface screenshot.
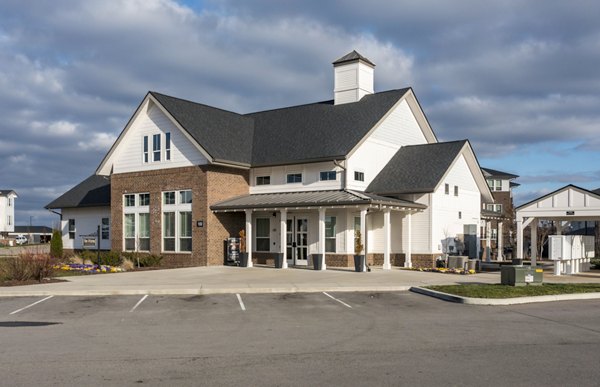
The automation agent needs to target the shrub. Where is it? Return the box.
[84,250,123,267]
[137,254,163,267]
[50,230,63,259]
[0,252,56,282]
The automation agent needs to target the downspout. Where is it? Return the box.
[333,159,347,190]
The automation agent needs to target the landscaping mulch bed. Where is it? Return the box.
[1,278,67,287]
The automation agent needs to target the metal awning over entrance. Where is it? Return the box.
[515,184,600,264]
[210,189,426,212]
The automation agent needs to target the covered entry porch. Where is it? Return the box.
[211,190,425,270]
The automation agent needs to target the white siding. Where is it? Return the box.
[430,155,481,254]
[111,101,208,174]
[334,61,374,105]
[250,162,344,194]
[402,194,431,254]
[61,207,112,250]
[0,194,16,233]
[347,99,429,191]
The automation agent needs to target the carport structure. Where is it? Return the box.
[515,185,600,265]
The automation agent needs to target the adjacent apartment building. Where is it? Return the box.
[0,190,17,239]
[46,51,495,269]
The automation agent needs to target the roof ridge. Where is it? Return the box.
[150,91,248,118]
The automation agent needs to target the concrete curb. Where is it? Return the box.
[0,285,413,297]
[410,286,600,305]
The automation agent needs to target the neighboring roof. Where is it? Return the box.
[211,190,426,211]
[150,92,255,166]
[333,50,375,67]
[45,175,111,209]
[481,167,519,180]
[13,226,53,234]
[366,141,467,195]
[247,89,410,166]
[593,188,600,195]
[0,189,17,196]
[510,182,521,188]
[481,209,509,220]
[515,184,600,211]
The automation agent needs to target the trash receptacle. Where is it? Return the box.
[274,253,284,269]
[312,254,323,270]
[354,255,364,272]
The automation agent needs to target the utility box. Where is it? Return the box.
[501,265,544,286]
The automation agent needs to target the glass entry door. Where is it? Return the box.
[286,217,308,266]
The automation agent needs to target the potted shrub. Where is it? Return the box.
[239,229,248,267]
[273,252,284,268]
[354,230,365,272]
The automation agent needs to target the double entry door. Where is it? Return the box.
[286,216,308,266]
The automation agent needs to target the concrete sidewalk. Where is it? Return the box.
[1,266,599,297]
[0,266,502,296]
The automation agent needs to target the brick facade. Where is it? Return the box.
[111,165,247,268]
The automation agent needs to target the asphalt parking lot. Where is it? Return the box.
[2,292,600,386]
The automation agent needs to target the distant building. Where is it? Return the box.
[480,168,519,259]
[0,190,17,238]
[9,226,53,244]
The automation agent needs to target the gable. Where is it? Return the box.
[518,185,600,212]
[97,96,210,175]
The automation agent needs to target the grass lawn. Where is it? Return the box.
[426,283,600,298]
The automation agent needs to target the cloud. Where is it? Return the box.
[78,132,117,151]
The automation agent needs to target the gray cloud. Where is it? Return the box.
[1,0,599,226]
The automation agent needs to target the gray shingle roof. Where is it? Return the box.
[152,88,410,167]
[366,141,467,195]
[211,189,426,211]
[247,89,410,166]
[481,167,519,179]
[0,190,16,196]
[333,50,375,67]
[45,175,111,209]
[150,92,254,166]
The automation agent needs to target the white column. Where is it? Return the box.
[383,209,391,270]
[485,221,492,262]
[556,221,562,236]
[280,210,288,269]
[517,219,523,259]
[405,212,412,268]
[318,207,326,271]
[360,208,367,272]
[245,209,253,268]
[498,221,504,260]
[530,219,537,266]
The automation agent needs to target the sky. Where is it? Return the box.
[1,0,599,228]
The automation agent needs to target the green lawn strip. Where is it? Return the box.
[425,283,600,299]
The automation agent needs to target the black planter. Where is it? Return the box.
[354,255,365,272]
[312,254,323,270]
[239,252,249,267]
[274,253,284,268]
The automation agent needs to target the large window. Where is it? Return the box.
[101,218,110,240]
[162,189,193,253]
[68,219,75,240]
[287,173,302,183]
[123,193,150,252]
[144,133,170,163]
[325,216,336,253]
[256,218,270,252]
[320,171,336,181]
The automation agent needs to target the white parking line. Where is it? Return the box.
[323,292,352,308]
[9,296,54,315]
[236,294,246,311]
[129,295,148,312]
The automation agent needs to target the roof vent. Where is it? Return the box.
[333,50,375,105]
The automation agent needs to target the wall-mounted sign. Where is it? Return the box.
[566,211,575,216]
[196,220,204,227]
[82,237,97,248]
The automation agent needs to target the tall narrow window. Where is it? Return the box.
[143,136,149,163]
[179,211,192,252]
[138,213,150,251]
[163,212,176,251]
[8,198,12,207]
[325,216,337,252]
[165,132,171,161]
[454,186,459,196]
[256,218,270,251]
[153,133,161,162]
[445,184,450,195]
[68,219,75,240]
[101,218,110,240]
[124,214,135,250]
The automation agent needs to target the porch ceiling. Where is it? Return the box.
[210,189,426,212]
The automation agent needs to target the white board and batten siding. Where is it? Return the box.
[61,207,111,250]
[430,154,481,253]
[346,99,430,191]
[107,101,208,175]
[250,162,343,194]
[517,185,600,220]
[0,195,16,233]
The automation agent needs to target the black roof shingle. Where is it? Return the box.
[45,175,111,209]
[366,140,467,195]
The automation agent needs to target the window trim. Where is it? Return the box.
[143,135,149,163]
[255,218,271,252]
[152,133,161,162]
[325,216,336,253]
[123,193,151,252]
[101,218,110,240]
[354,171,365,182]
[161,189,193,253]
[68,219,75,240]
[165,132,171,161]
